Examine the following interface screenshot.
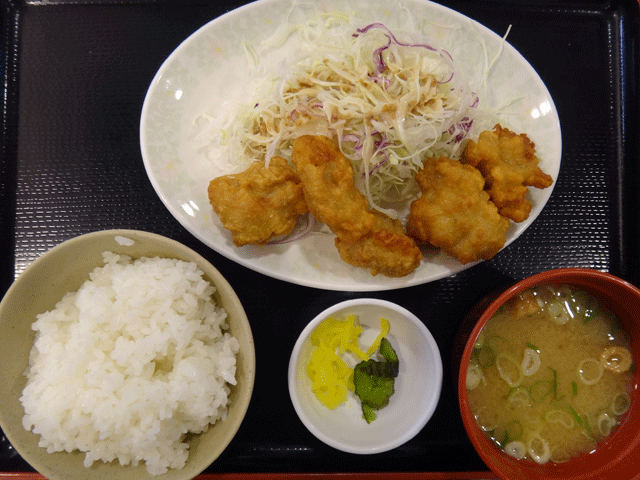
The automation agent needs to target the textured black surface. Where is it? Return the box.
[1,0,639,474]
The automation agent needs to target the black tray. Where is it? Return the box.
[1,0,639,475]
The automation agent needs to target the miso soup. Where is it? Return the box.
[466,284,633,464]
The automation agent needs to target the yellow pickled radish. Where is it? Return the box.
[306,315,387,409]
[366,317,390,357]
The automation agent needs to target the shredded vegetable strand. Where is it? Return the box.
[223,16,482,215]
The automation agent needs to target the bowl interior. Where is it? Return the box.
[0,230,256,480]
[458,268,640,480]
[289,299,443,454]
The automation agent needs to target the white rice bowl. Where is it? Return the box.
[19,252,240,476]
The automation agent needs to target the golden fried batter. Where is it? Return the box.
[207,156,308,246]
[335,210,423,277]
[462,124,553,223]
[292,134,421,277]
[291,135,376,244]
[406,157,510,265]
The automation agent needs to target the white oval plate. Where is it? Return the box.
[140,0,561,292]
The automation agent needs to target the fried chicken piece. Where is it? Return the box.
[462,124,553,223]
[335,210,423,277]
[292,134,421,277]
[291,135,376,244]
[207,156,308,246]
[406,157,510,264]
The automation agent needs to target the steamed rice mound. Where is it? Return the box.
[20,252,240,475]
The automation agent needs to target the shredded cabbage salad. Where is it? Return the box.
[205,12,503,218]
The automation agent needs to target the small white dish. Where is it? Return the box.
[288,299,443,454]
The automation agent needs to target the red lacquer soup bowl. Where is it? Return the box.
[457,268,640,480]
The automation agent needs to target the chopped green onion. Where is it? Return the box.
[466,363,483,390]
[544,409,574,429]
[597,412,616,436]
[507,386,530,408]
[571,380,578,396]
[525,342,539,352]
[496,354,524,388]
[477,345,495,368]
[611,392,631,415]
[578,357,603,385]
[521,348,541,376]
[569,406,583,426]
[504,440,526,460]
[528,433,551,464]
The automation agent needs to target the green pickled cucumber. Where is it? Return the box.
[379,337,398,363]
[353,361,396,409]
[361,402,377,424]
[353,337,400,423]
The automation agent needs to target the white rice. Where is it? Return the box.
[114,235,135,246]
[20,252,240,475]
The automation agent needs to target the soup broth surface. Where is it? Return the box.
[466,284,633,464]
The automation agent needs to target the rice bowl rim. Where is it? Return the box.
[0,229,256,480]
